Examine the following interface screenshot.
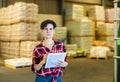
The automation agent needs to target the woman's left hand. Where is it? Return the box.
[56,60,68,67]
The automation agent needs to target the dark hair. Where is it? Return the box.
[40,19,57,30]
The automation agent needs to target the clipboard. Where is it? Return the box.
[45,52,66,68]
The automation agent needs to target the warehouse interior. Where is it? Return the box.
[0,0,119,82]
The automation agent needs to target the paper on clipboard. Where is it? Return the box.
[45,52,66,68]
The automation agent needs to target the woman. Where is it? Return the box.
[31,19,68,82]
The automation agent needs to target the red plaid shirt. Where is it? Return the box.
[31,40,67,81]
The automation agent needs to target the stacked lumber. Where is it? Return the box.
[0,2,39,58]
[105,8,115,23]
[65,4,84,21]
[11,23,37,41]
[0,42,20,58]
[66,20,93,52]
[9,42,20,57]
[96,23,115,49]
[65,44,77,57]
[4,58,32,69]
[0,25,11,41]
[12,2,38,24]
[88,5,105,21]
[54,27,67,42]
[0,2,38,25]
[20,41,39,58]
[0,42,10,57]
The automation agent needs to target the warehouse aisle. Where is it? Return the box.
[0,57,113,82]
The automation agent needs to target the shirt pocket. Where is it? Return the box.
[55,45,63,53]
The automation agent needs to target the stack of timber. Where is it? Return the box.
[20,41,39,58]
[66,19,93,53]
[65,4,84,21]
[96,22,115,49]
[0,2,39,58]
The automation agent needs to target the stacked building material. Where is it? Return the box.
[66,20,93,52]
[11,23,37,41]
[0,42,10,57]
[9,42,20,57]
[89,46,110,59]
[53,27,67,43]
[4,58,32,69]
[96,22,115,49]
[88,5,105,21]
[0,7,12,25]
[0,25,11,41]
[65,4,84,21]
[105,8,115,23]
[11,2,38,23]
[0,2,39,58]
[65,44,77,57]
[20,41,39,58]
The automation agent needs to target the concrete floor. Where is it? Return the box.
[0,57,114,82]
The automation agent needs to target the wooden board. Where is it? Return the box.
[88,55,108,60]
[5,63,30,69]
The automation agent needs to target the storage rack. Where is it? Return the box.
[114,0,120,82]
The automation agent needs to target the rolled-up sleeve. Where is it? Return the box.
[31,47,42,73]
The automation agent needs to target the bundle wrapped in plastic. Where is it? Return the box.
[11,22,38,41]
[20,41,39,58]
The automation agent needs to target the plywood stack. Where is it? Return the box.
[0,42,10,57]
[9,42,20,58]
[64,4,96,54]
[65,4,84,21]
[65,44,77,57]
[0,42,20,58]
[0,2,39,58]
[4,58,32,69]
[88,5,105,21]
[11,2,38,24]
[20,41,39,58]
[0,6,13,25]
[87,5,115,50]
[87,5,105,42]
[66,20,93,52]
[96,23,115,49]
[0,25,11,41]
[11,23,37,41]
[105,8,115,23]
[53,27,67,43]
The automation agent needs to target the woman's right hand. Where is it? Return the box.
[35,54,48,70]
[42,54,48,64]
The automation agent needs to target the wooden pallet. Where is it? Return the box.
[88,55,108,60]
[5,63,31,69]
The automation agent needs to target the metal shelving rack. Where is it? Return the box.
[114,0,120,82]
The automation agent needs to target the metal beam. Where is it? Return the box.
[64,0,101,5]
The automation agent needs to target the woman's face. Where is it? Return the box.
[42,23,55,39]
